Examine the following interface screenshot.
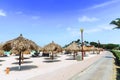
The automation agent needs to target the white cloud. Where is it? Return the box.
[0,10,6,16]
[78,16,99,22]
[85,24,115,34]
[84,28,101,34]
[100,25,115,30]
[88,0,120,9]
[32,16,40,20]
[66,24,115,36]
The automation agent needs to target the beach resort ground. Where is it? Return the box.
[0,51,112,80]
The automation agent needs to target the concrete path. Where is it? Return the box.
[70,51,114,80]
[28,51,113,80]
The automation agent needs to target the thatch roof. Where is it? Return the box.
[80,45,96,51]
[43,41,62,53]
[2,34,39,52]
[10,49,19,54]
[0,49,4,56]
[0,42,4,50]
[65,42,80,51]
[38,46,43,51]
[0,43,4,56]
[82,45,95,51]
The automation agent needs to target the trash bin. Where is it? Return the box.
[85,53,89,57]
[76,54,82,61]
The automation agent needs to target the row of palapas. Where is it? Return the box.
[0,34,103,56]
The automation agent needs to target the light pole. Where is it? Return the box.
[80,29,84,60]
[98,40,100,54]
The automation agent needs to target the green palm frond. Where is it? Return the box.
[110,18,120,29]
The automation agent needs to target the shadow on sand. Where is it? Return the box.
[66,57,75,60]
[54,56,61,58]
[0,60,5,62]
[105,56,114,59]
[0,56,8,58]
[43,60,61,63]
[10,65,38,71]
[44,57,57,60]
[15,57,30,60]
[30,56,41,58]
[12,61,33,64]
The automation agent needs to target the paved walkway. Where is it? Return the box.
[28,51,112,80]
[70,51,114,80]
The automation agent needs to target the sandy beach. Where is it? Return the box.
[0,51,105,80]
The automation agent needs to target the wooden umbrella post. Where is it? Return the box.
[19,51,21,70]
[21,52,24,64]
[51,51,54,60]
[73,51,76,60]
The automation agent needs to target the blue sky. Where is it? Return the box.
[0,0,120,47]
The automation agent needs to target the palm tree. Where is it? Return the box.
[84,41,89,46]
[110,18,120,29]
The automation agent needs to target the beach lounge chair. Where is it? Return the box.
[42,53,49,57]
[31,52,40,57]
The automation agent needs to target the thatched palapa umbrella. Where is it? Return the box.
[38,46,43,52]
[43,41,62,60]
[65,42,80,59]
[2,34,39,70]
[81,45,96,53]
[0,49,4,56]
[81,45,92,51]
[3,34,38,51]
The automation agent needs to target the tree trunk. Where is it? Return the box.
[51,52,54,60]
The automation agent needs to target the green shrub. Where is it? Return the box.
[111,50,120,65]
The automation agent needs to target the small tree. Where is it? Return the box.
[90,42,98,47]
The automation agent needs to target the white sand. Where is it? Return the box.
[0,51,105,80]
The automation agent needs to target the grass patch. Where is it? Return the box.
[111,50,120,80]
[111,50,120,65]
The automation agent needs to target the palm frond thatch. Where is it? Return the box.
[2,34,39,52]
[0,49,4,56]
[65,42,80,52]
[81,45,95,51]
[43,41,62,53]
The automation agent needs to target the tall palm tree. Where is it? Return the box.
[110,18,120,29]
